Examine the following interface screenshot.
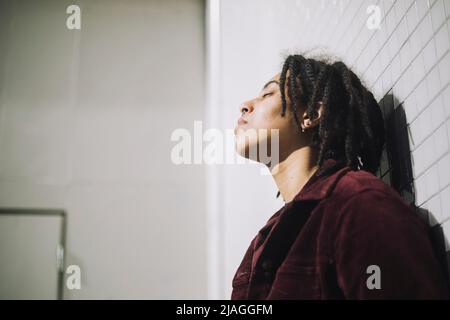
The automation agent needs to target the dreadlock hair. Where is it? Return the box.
[279,54,385,174]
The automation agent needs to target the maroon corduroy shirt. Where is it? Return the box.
[231,158,449,299]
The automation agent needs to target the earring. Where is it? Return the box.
[301,127,305,133]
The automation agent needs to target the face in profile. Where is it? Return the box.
[234,73,311,166]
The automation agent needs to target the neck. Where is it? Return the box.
[270,147,319,203]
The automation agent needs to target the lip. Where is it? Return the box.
[237,117,248,126]
[234,116,248,135]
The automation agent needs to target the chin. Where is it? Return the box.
[235,139,249,159]
[235,140,260,162]
[235,129,270,162]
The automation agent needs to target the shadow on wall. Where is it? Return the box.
[378,94,450,287]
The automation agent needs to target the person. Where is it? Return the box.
[231,54,449,299]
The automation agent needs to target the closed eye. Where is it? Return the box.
[262,92,273,98]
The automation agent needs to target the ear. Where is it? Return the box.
[300,102,323,131]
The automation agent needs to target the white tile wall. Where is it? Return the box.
[302,0,450,244]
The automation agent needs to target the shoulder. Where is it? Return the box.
[327,168,425,230]
[330,168,408,210]
[332,169,396,200]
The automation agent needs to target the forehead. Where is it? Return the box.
[261,73,281,91]
[271,68,294,80]
[271,73,280,81]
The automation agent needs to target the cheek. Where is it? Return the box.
[253,108,297,148]
[254,111,295,151]
[266,107,300,149]
[252,100,285,130]
[257,106,295,136]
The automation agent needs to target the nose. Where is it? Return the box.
[239,100,253,115]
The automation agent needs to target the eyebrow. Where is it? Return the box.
[262,80,279,91]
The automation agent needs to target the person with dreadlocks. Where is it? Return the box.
[231,54,449,299]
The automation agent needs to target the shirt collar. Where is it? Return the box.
[266,158,352,226]
[289,158,352,203]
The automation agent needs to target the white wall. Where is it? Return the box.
[208,0,450,299]
[0,0,206,299]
